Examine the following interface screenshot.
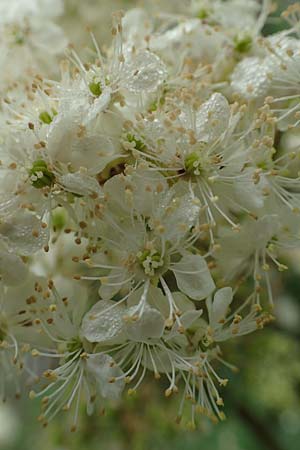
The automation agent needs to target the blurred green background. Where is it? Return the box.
[1,1,300,449]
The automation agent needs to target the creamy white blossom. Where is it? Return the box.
[0,0,67,90]
[0,0,298,430]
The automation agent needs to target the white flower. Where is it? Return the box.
[0,0,64,24]
[124,93,264,240]
[190,0,270,35]
[0,0,67,89]
[79,168,215,324]
[231,35,300,130]
[0,277,51,400]
[81,286,231,425]
[63,12,167,115]
[205,287,273,343]
[216,214,295,305]
[26,281,124,429]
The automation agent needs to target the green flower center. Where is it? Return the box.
[185,152,202,176]
[15,33,24,45]
[39,111,53,125]
[65,338,84,362]
[29,160,55,189]
[234,35,252,54]
[137,249,164,277]
[67,338,83,354]
[197,9,210,19]
[52,207,67,231]
[89,82,102,97]
[127,134,145,152]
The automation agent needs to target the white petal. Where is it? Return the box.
[128,285,170,318]
[209,287,233,326]
[249,215,280,251]
[131,169,168,217]
[165,309,203,341]
[0,212,49,255]
[172,254,215,300]
[231,57,271,100]
[142,347,173,373]
[86,353,124,400]
[154,183,200,241]
[122,8,152,45]
[180,309,203,329]
[98,268,130,300]
[81,300,125,343]
[34,22,67,55]
[83,88,112,124]
[171,292,196,312]
[121,51,167,93]
[125,306,165,341]
[0,251,28,286]
[58,172,102,197]
[196,93,231,143]
[233,170,264,210]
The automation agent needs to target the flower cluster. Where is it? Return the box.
[0,0,299,430]
[0,0,67,91]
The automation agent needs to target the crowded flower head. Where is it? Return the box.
[0,0,298,430]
